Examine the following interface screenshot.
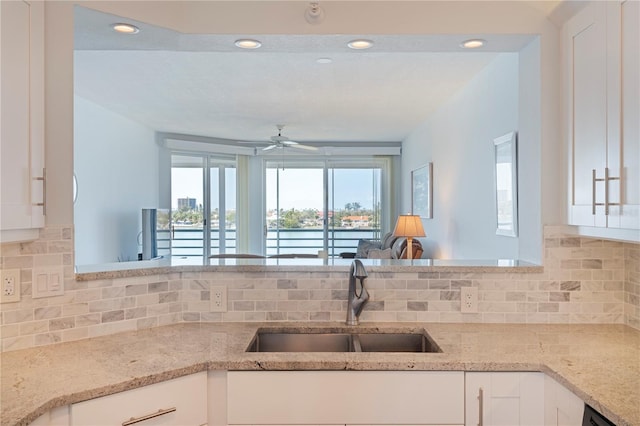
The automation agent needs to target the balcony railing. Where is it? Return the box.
[163,228,381,258]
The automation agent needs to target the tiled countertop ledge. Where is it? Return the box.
[75,257,542,281]
[1,322,638,426]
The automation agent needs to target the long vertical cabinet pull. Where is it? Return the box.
[477,387,484,426]
[32,167,46,215]
[592,168,620,215]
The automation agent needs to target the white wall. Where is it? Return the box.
[44,1,562,264]
[74,95,159,265]
[402,53,520,260]
[518,38,543,263]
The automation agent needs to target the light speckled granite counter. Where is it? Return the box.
[1,322,638,426]
[75,257,542,280]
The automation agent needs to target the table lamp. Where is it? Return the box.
[393,215,426,259]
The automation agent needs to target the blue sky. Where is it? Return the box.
[171,167,378,211]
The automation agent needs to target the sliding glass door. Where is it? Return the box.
[265,160,383,257]
[328,165,382,257]
[170,153,236,258]
[265,165,325,256]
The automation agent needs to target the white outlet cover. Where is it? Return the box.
[210,286,227,312]
[460,287,478,313]
[0,269,21,303]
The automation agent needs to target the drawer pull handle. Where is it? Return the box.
[477,387,484,426]
[122,407,176,426]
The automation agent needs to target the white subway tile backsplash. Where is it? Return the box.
[1,226,639,352]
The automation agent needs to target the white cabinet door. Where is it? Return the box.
[0,0,45,242]
[29,406,70,426]
[618,0,640,230]
[564,2,608,227]
[564,0,640,233]
[465,372,544,426]
[71,372,207,426]
[544,376,583,426]
[227,371,465,425]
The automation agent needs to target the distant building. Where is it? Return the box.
[178,197,197,210]
[341,215,370,228]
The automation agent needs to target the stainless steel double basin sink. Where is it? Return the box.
[246,329,441,353]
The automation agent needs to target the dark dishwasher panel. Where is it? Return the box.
[583,404,616,426]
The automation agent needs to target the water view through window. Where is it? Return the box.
[266,163,382,257]
[169,155,383,257]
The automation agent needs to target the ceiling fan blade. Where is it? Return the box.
[290,143,319,151]
[262,144,278,151]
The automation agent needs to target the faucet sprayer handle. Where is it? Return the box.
[353,280,369,317]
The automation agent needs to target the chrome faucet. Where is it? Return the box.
[346,259,369,326]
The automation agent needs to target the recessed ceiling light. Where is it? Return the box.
[316,58,333,64]
[460,39,486,49]
[111,23,139,34]
[347,39,374,50]
[234,39,262,49]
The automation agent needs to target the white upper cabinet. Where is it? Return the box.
[564,0,640,234]
[0,0,45,243]
[620,0,640,230]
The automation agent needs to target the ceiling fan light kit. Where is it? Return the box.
[262,125,318,152]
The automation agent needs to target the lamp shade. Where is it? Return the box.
[393,215,426,238]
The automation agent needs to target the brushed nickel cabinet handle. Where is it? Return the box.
[604,167,621,215]
[605,167,610,215]
[477,387,484,426]
[32,167,46,215]
[122,407,176,426]
[592,169,607,215]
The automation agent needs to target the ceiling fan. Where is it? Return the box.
[262,125,318,152]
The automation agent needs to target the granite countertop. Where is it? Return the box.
[75,257,542,280]
[1,322,638,426]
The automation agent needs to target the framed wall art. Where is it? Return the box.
[411,163,433,219]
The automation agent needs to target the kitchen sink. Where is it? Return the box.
[356,333,440,353]
[246,329,442,353]
[247,332,354,352]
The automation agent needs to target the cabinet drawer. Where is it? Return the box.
[227,371,464,425]
[71,372,207,426]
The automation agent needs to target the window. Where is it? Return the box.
[170,153,236,257]
[265,159,387,257]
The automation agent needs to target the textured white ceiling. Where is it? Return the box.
[74,6,530,143]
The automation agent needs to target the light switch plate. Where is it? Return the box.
[32,267,64,299]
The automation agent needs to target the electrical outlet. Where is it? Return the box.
[461,287,478,313]
[1,269,21,303]
[210,286,227,312]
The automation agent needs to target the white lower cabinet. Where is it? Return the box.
[226,371,465,425]
[465,372,545,426]
[29,370,585,426]
[70,372,207,426]
[544,376,584,426]
[29,406,70,426]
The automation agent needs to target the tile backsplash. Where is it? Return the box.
[0,226,638,352]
